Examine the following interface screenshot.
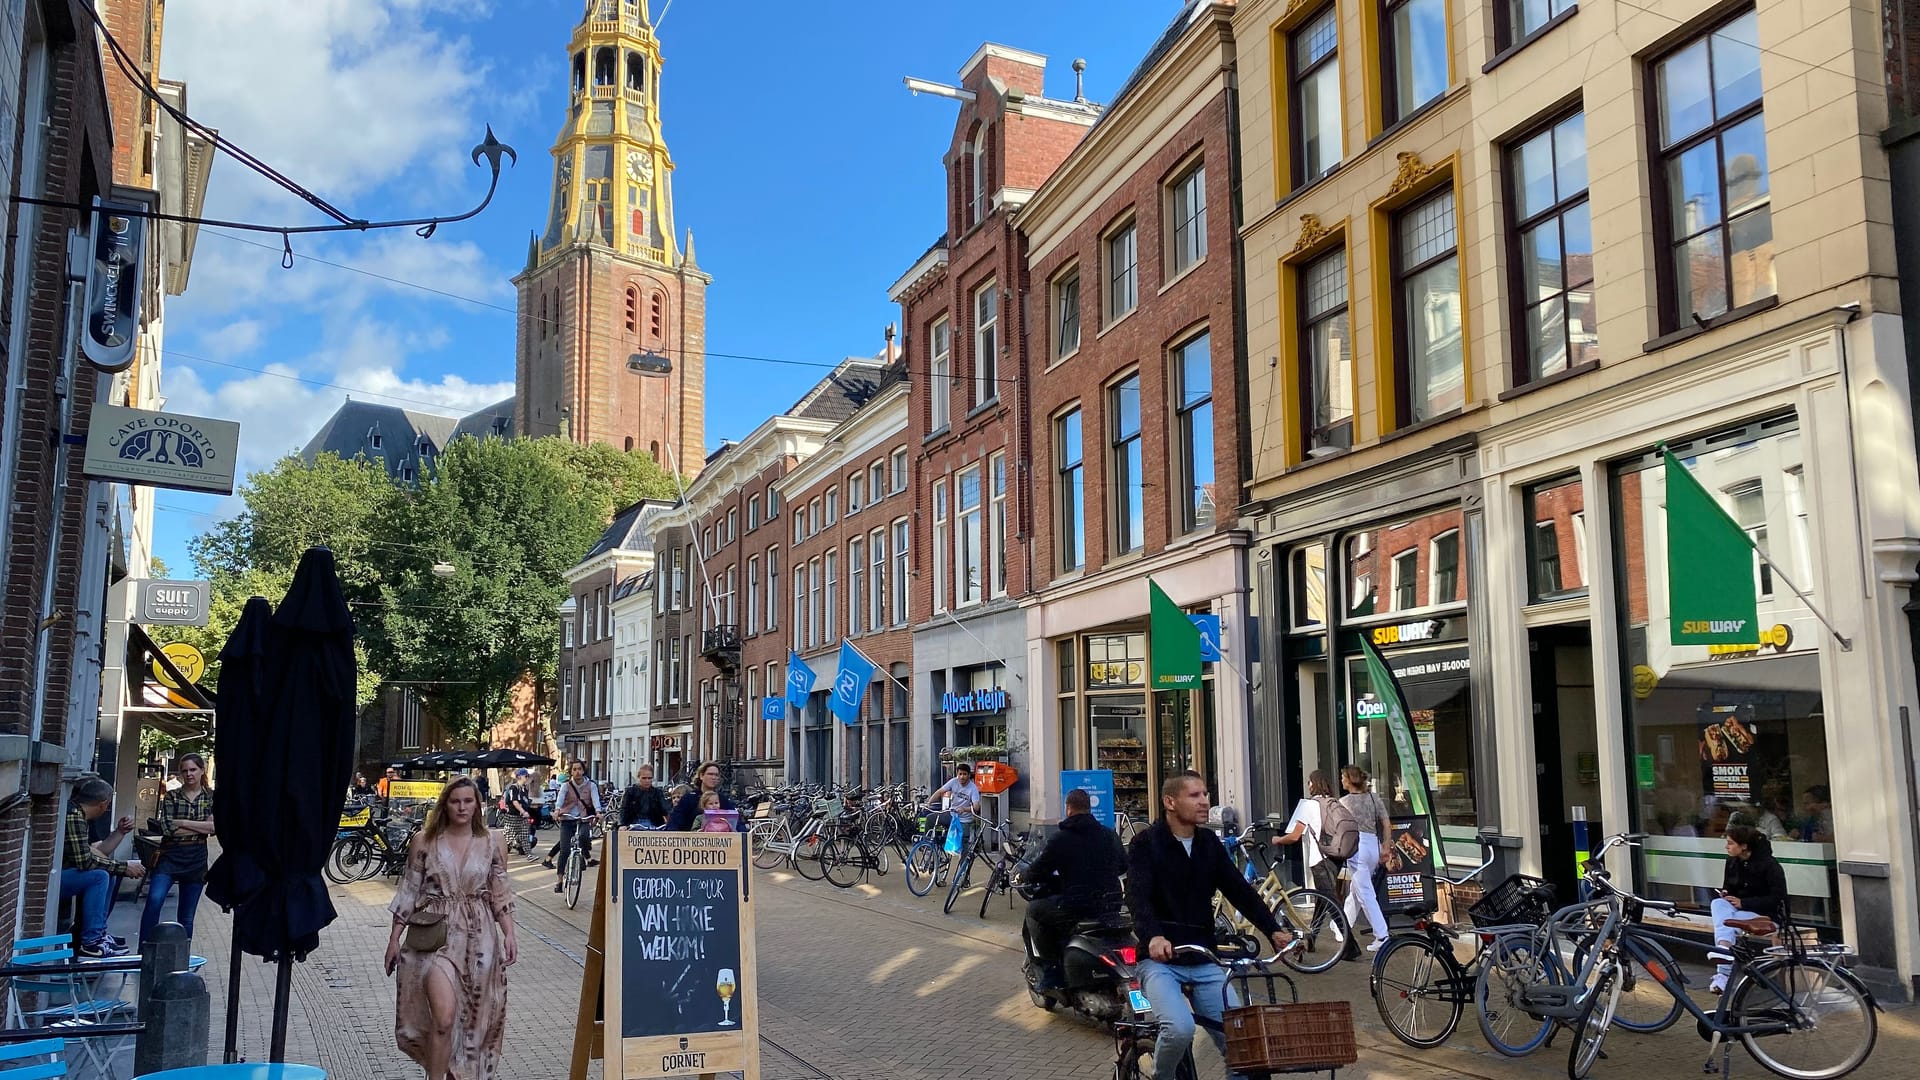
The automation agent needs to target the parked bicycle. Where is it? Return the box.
[1218,814,1352,975]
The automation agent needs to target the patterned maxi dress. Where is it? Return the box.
[389,832,513,1080]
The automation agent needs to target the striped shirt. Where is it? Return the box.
[160,787,214,841]
[63,807,128,875]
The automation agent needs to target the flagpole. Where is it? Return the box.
[1745,545,1852,651]
[941,607,1024,681]
[843,637,912,698]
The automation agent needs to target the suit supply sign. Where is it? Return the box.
[83,404,240,496]
[606,831,759,1079]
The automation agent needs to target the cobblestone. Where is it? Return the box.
[112,850,1918,1080]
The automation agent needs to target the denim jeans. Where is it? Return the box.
[1710,896,1740,983]
[140,871,206,941]
[59,868,112,946]
[1136,958,1244,1080]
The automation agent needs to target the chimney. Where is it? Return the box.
[1073,58,1087,103]
[884,323,897,364]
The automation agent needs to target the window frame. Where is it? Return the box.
[1171,330,1215,533]
[1104,217,1140,325]
[1495,0,1575,55]
[956,463,984,608]
[1057,407,1086,572]
[1053,265,1082,360]
[1381,0,1450,127]
[891,519,911,626]
[1108,371,1145,556]
[1167,161,1208,277]
[869,527,887,631]
[932,478,949,614]
[1390,548,1419,611]
[848,472,864,514]
[989,450,1009,597]
[1647,8,1772,333]
[890,448,909,494]
[1503,106,1596,388]
[848,537,866,637]
[1289,5,1344,188]
[1391,186,1464,428]
[973,279,999,407]
[929,316,952,431]
[1300,244,1354,454]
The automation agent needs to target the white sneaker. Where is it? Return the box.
[1366,939,1386,953]
[1709,974,1728,995]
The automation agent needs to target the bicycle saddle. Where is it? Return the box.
[1725,915,1777,937]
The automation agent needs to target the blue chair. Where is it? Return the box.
[0,1038,65,1080]
[133,1065,325,1080]
[2,937,134,1029]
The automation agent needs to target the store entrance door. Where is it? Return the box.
[1528,625,1602,904]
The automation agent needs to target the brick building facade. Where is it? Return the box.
[777,379,914,787]
[892,45,1095,801]
[557,501,662,779]
[0,0,119,954]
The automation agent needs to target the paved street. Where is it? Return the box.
[122,849,1919,1080]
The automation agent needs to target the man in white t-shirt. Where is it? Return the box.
[1271,770,1338,895]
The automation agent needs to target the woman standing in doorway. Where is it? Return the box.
[141,753,214,943]
[385,776,517,1080]
[1339,766,1392,953]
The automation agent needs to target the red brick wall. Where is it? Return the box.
[688,457,789,764]
[1,0,117,956]
[1026,92,1242,582]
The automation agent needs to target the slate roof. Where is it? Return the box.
[583,499,669,561]
[788,359,888,424]
[302,397,516,481]
[451,398,515,442]
[1083,0,1209,142]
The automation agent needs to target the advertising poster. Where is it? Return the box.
[1697,703,1757,800]
[1059,769,1116,829]
[1379,818,1435,908]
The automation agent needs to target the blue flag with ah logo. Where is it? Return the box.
[830,640,875,725]
[785,650,816,709]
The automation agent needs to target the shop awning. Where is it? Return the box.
[125,623,215,738]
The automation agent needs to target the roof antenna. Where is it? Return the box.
[1073,58,1087,103]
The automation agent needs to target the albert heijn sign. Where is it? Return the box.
[942,687,1009,716]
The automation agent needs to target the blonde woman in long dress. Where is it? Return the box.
[385,776,518,1080]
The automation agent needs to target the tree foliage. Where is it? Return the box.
[177,436,678,742]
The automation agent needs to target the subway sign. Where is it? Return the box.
[1371,618,1446,646]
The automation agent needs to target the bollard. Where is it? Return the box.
[139,922,192,1012]
[134,971,210,1075]
[1571,805,1591,900]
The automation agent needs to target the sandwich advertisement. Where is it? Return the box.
[1697,702,1757,799]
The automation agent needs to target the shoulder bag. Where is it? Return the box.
[402,910,449,953]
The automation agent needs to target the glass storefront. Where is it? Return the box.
[1058,628,1217,820]
[1612,415,1837,925]
[1348,639,1475,827]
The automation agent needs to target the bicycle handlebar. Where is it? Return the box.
[1170,942,1282,967]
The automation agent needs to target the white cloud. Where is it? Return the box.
[200,318,265,356]
[161,1,495,214]
[182,229,513,317]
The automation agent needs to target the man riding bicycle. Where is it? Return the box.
[544,761,603,892]
[1128,771,1292,1080]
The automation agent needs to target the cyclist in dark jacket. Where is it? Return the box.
[620,765,671,828]
[1710,824,1789,993]
[1023,788,1126,989]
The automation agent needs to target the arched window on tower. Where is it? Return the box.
[594,47,616,87]
[625,286,639,334]
[538,294,548,340]
[649,293,666,343]
[626,52,645,93]
[650,441,660,462]
[625,436,635,452]
[572,52,586,94]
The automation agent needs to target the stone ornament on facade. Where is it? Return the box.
[1386,150,1442,198]
[1291,213,1333,256]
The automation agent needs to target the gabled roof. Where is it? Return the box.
[452,398,515,442]
[789,359,888,425]
[583,499,668,561]
[300,399,460,479]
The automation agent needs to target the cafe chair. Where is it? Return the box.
[0,1037,65,1080]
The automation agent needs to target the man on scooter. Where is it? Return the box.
[1023,787,1127,990]
[1128,771,1292,1080]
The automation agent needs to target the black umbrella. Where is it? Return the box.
[218,548,358,1060]
[203,595,274,1064]
[402,749,478,770]
[469,747,556,768]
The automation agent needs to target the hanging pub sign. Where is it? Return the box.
[80,196,149,372]
[82,403,241,496]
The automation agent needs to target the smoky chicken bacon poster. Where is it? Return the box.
[1698,703,1757,800]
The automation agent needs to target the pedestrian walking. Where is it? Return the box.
[385,776,517,1080]
[141,752,214,943]
[60,776,145,957]
[1269,769,1339,895]
[666,762,735,830]
[1338,765,1392,953]
[542,761,603,890]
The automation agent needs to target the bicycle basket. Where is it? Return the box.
[1468,874,1556,928]
[1223,1001,1356,1073]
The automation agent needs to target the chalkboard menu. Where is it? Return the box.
[605,831,759,1079]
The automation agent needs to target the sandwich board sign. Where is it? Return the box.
[602,830,759,1079]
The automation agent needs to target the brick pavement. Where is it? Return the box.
[114,850,1917,1080]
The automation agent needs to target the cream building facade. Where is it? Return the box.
[1235,0,1920,998]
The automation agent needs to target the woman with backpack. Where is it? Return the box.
[1339,766,1393,954]
[1270,770,1343,895]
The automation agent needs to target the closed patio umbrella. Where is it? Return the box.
[203,595,274,1064]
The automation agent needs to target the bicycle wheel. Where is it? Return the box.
[978,865,1005,919]
[863,813,896,848]
[792,833,828,881]
[905,841,939,897]
[354,838,388,882]
[751,828,788,871]
[1371,936,1463,1048]
[822,837,863,889]
[565,849,585,910]
[942,853,974,915]
[1730,958,1876,1080]
[1613,938,1686,1034]
[1275,888,1349,975]
[1567,960,1620,1080]
[1476,935,1558,1057]
[323,838,358,884]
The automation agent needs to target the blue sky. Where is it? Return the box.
[150,0,1189,574]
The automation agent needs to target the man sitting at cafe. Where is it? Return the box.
[62,777,146,957]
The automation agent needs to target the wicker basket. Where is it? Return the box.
[1223,1001,1357,1073]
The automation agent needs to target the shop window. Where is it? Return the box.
[1348,642,1475,828]
[1345,505,1468,618]
[1291,6,1342,187]
[1526,476,1588,601]
[1289,544,1328,629]
[1653,9,1771,327]
[1507,110,1597,384]
[1612,416,1833,925]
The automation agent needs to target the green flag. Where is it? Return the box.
[1358,637,1443,851]
[1663,450,1759,646]
[1148,580,1201,690]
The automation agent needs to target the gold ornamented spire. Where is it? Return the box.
[534,0,678,267]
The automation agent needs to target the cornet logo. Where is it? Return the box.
[1681,619,1747,636]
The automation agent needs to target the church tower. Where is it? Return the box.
[514,0,706,474]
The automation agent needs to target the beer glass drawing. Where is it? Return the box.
[716,967,737,1026]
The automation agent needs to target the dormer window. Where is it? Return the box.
[369,428,383,450]
[418,437,433,456]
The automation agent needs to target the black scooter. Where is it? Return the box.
[1019,888,1138,1023]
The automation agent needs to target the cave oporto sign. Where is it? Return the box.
[82,403,241,496]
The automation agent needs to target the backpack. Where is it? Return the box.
[1316,795,1360,861]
